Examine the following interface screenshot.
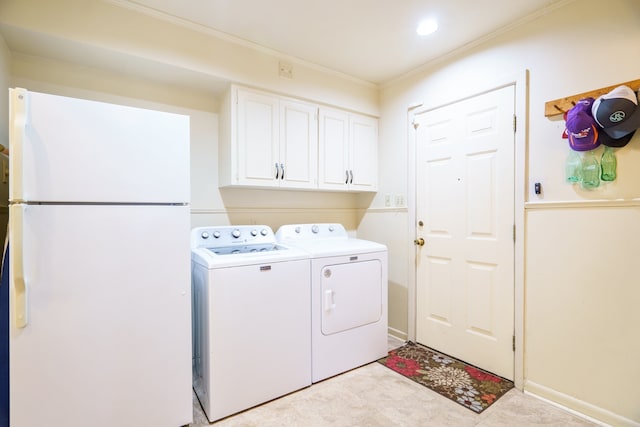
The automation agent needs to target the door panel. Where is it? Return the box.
[415,85,515,380]
[321,260,382,335]
[280,99,318,189]
[237,89,279,186]
[318,107,349,190]
[9,204,192,427]
[207,259,311,419]
[10,89,189,204]
[426,257,453,325]
[349,114,378,190]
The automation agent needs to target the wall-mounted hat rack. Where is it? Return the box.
[544,78,640,118]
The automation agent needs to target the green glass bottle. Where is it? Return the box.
[600,146,617,181]
[581,150,600,189]
[565,150,582,183]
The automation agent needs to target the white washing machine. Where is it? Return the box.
[275,223,388,383]
[191,225,311,422]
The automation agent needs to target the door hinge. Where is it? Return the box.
[512,335,516,352]
[412,119,419,130]
[513,115,517,133]
[513,224,516,242]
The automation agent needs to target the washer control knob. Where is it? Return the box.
[201,232,209,239]
[260,228,269,236]
[311,224,320,234]
[231,229,241,239]
[250,229,258,237]
[295,226,301,234]
[328,225,335,232]
[212,231,221,239]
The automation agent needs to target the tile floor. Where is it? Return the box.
[190,336,599,426]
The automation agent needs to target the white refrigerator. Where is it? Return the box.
[6,88,192,427]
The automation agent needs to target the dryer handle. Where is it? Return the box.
[324,289,336,311]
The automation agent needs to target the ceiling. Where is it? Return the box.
[121,0,568,84]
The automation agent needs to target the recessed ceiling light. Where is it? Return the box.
[416,19,438,36]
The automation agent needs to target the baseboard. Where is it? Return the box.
[387,327,407,341]
[524,380,640,427]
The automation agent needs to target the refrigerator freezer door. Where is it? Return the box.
[9,88,190,204]
[9,204,192,427]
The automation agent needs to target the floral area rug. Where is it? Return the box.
[378,341,513,414]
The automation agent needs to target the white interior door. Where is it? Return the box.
[414,85,515,380]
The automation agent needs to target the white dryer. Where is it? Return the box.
[275,223,388,383]
[191,225,311,422]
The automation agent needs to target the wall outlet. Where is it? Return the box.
[395,194,405,207]
[278,62,293,79]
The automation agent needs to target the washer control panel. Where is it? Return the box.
[191,225,274,249]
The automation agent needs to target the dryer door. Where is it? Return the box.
[321,259,382,335]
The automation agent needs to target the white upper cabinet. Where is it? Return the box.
[318,107,378,192]
[236,88,280,187]
[219,85,377,192]
[279,98,319,189]
[220,86,318,189]
[318,107,349,190]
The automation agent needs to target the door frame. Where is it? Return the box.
[406,70,528,389]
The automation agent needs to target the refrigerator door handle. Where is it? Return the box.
[11,205,28,328]
[9,88,27,201]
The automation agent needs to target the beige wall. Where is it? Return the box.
[525,206,640,423]
[375,0,640,424]
[0,0,378,115]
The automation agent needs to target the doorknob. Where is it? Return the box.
[414,237,425,246]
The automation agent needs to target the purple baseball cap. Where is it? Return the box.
[566,98,600,151]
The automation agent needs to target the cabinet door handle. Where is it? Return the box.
[280,163,285,180]
[275,163,280,180]
[349,170,354,184]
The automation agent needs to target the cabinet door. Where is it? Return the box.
[236,89,279,187]
[349,114,378,192]
[318,107,350,190]
[280,99,318,189]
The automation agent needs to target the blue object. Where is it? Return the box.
[1,246,9,427]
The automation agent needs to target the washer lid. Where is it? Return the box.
[207,243,280,255]
[191,243,310,268]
